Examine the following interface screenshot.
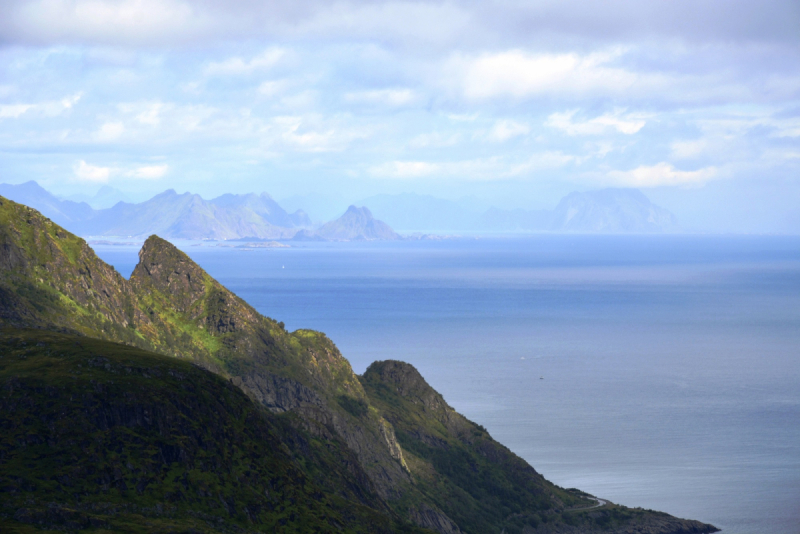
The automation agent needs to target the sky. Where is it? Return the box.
[0,0,798,232]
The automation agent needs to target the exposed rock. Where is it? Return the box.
[409,503,463,534]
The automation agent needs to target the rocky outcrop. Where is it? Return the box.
[409,504,463,534]
[231,373,325,412]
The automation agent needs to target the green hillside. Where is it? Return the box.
[0,195,717,533]
[0,329,425,533]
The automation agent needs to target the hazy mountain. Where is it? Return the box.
[0,182,306,239]
[89,190,299,239]
[0,195,718,534]
[549,188,680,233]
[315,205,400,240]
[0,181,94,229]
[360,193,480,233]
[65,185,131,209]
[359,189,678,234]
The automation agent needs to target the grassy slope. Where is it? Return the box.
[0,329,428,534]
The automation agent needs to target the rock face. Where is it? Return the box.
[0,195,718,534]
[315,205,400,240]
[549,188,679,233]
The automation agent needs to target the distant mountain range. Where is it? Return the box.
[0,181,313,240]
[0,181,680,240]
[361,189,680,234]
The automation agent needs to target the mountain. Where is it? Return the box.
[65,185,132,209]
[549,188,680,233]
[315,205,400,240]
[0,195,717,533]
[0,182,305,239]
[359,190,679,234]
[0,180,94,229]
[89,190,302,240]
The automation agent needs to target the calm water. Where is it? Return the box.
[96,236,800,534]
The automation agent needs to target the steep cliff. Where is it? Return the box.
[0,195,717,534]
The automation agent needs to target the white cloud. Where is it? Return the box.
[12,0,203,45]
[73,160,110,182]
[546,109,647,135]
[205,48,285,76]
[0,93,81,119]
[0,104,34,118]
[94,121,124,141]
[262,115,368,153]
[369,160,441,178]
[487,119,530,142]
[126,164,168,179]
[344,88,416,107]
[453,48,651,100]
[607,162,718,187]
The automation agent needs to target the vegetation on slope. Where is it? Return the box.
[0,329,427,534]
[0,195,718,534]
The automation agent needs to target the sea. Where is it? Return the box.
[94,235,800,534]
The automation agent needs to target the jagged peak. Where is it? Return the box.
[131,235,208,297]
[363,360,449,411]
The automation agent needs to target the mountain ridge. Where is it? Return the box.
[0,195,716,533]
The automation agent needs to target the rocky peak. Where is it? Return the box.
[130,235,207,313]
[363,360,450,413]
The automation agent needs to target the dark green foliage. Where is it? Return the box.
[0,329,427,534]
[337,394,369,418]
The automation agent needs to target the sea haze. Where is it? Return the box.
[95,235,800,534]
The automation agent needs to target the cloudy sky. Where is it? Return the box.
[0,0,798,230]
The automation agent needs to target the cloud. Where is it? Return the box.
[8,0,204,45]
[262,115,368,153]
[0,104,34,118]
[3,0,797,48]
[487,119,530,142]
[94,121,124,141]
[452,49,649,100]
[205,48,285,76]
[0,93,82,119]
[546,109,647,135]
[370,160,440,178]
[73,160,110,182]
[607,162,718,187]
[126,164,168,179]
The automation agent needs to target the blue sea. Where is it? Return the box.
[96,235,800,534]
